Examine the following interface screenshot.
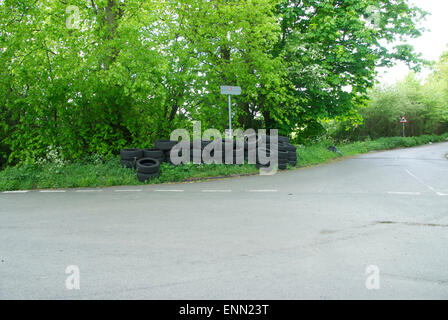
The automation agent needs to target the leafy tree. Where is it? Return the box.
[0,0,430,165]
[329,51,448,141]
[0,0,166,163]
[159,0,284,132]
[271,0,427,142]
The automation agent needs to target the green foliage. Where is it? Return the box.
[0,157,138,191]
[0,158,260,191]
[0,0,428,166]
[329,52,448,142]
[272,0,427,137]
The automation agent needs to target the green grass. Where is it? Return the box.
[0,133,447,191]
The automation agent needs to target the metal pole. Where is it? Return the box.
[228,94,232,138]
[403,123,405,137]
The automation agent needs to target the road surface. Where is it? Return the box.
[1,143,448,299]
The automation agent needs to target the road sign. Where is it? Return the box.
[220,86,242,138]
[220,86,242,95]
[400,116,408,137]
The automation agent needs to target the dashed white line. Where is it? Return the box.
[2,190,29,194]
[154,190,184,193]
[405,169,436,193]
[75,189,103,193]
[388,192,421,196]
[405,169,424,183]
[405,169,447,195]
[115,189,142,192]
[248,189,278,193]
[39,190,66,193]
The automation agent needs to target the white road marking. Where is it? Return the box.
[405,169,448,195]
[115,189,142,192]
[2,190,29,194]
[75,189,103,193]
[405,169,424,183]
[388,192,421,196]
[405,169,436,194]
[39,190,66,193]
[248,189,278,193]
[201,190,232,193]
[154,190,184,192]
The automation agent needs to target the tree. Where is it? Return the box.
[0,0,166,163]
[329,51,448,142]
[0,0,429,165]
[160,0,284,132]
[270,0,427,142]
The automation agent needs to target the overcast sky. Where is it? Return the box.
[377,0,448,84]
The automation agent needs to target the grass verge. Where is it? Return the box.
[0,134,447,191]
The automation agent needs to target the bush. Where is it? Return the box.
[329,71,448,142]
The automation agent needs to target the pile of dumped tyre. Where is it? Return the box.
[120,135,297,182]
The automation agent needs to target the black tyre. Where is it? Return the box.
[278,163,287,170]
[278,150,288,160]
[257,142,287,152]
[278,136,289,144]
[163,150,171,162]
[120,148,143,160]
[136,158,160,174]
[287,151,297,160]
[137,171,159,182]
[286,144,297,152]
[143,148,164,159]
[288,160,297,167]
[155,140,178,151]
[278,143,289,152]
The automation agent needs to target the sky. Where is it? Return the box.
[377,0,448,85]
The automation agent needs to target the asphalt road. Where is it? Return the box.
[1,143,448,299]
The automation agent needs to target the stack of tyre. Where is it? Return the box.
[120,148,161,182]
[120,149,143,169]
[202,139,247,164]
[154,140,179,164]
[161,139,244,165]
[254,135,297,170]
[119,136,298,181]
[285,143,297,167]
[189,140,212,164]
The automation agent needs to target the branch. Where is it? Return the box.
[91,0,98,15]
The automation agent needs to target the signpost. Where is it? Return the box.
[400,116,408,137]
[220,86,242,137]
